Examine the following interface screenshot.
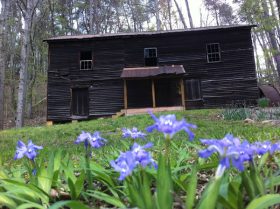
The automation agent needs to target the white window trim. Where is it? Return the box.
[206,43,221,63]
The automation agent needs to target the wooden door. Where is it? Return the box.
[71,88,89,116]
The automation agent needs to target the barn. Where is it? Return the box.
[44,25,259,122]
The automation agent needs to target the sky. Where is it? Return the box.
[178,0,204,27]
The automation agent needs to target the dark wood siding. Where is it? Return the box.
[47,27,259,121]
[47,72,71,121]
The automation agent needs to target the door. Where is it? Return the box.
[71,88,89,116]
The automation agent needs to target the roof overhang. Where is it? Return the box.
[44,25,257,43]
[121,65,185,79]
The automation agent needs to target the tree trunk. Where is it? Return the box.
[257,31,278,82]
[261,0,280,81]
[16,0,34,128]
[47,0,56,36]
[89,0,94,34]
[155,0,161,30]
[174,0,187,29]
[275,0,280,20]
[167,0,173,30]
[0,0,6,130]
[268,0,280,39]
[184,0,194,28]
[252,33,262,78]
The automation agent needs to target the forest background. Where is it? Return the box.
[0,0,279,129]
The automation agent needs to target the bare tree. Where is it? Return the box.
[275,0,280,20]
[0,0,6,130]
[261,0,280,81]
[185,0,194,28]
[16,0,40,128]
[155,0,161,30]
[174,0,187,29]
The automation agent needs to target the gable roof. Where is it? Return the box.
[44,25,256,43]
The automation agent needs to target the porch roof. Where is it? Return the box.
[121,65,185,78]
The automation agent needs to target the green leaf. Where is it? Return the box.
[156,154,173,209]
[74,170,85,199]
[49,200,90,209]
[241,171,256,200]
[141,171,154,209]
[127,176,146,209]
[61,155,76,183]
[15,202,45,209]
[85,191,126,208]
[218,179,243,209]
[197,177,222,209]
[68,177,77,200]
[265,175,280,188]
[0,193,17,209]
[257,153,269,170]
[52,150,62,187]
[37,165,53,195]
[1,179,49,204]
[246,194,280,209]
[250,165,265,196]
[186,167,197,209]
[0,170,8,179]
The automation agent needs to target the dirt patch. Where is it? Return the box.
[3,117,46,130]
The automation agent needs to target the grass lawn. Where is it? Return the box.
[1,108,280,208]
[0,109,279,164]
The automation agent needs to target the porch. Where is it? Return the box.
[121,106,184,116]
[120,65,186,115]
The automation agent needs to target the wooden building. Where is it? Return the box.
[45,25,259,122]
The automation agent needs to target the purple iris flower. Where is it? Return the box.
[146,112,197,140]
[111,142,157,180]
[251,141,280,155]
[199,134,251,176]
[122,127,146,139]
[14,140,43,161]
[131,142,157,168]
[75,131,107,148]
[110,151,137,180]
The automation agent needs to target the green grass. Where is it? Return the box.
[0,109,279,165]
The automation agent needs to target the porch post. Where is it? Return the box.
[152,79,156,108]
[124,79,128,109]
[180,78,186,109]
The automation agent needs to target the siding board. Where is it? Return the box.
[47,26,259,121]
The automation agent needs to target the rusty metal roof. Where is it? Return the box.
[44,25,256,42]
[259,85,280,105]
[121,65,185,78]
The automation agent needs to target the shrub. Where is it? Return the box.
[222,107,251,120]
[258,97,270,108]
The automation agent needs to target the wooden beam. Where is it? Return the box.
[124,79,128,109]
[152,79,156,108]
[180,78,186,109]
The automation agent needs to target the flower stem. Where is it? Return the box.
[165,135,171,160]
[85,147,93,191]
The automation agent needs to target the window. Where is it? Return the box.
[144,48,158,66]
[72,88,89,116]
[80,51,92,70]
[185,79,202,100]
[206,43,221,63]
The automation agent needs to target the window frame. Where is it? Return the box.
[206,43,221,63]
[185,79,202,101]
[144,47,158,66]
[80,51,93,70]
